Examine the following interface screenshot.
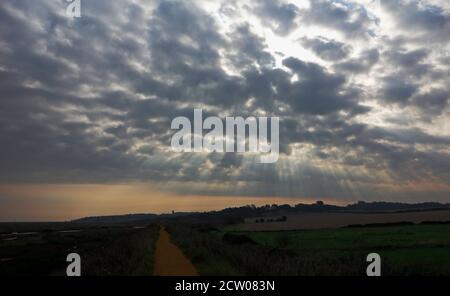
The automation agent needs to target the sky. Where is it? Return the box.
[0,0,449,221]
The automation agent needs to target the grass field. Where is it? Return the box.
[238,224,450,275]
[0,223,159,276]
[167,224,450,276]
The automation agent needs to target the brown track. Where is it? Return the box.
[153,226,198,276]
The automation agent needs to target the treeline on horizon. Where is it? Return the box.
[72,201,450,224]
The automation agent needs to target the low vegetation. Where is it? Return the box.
[0,223,159,276]
[166,224,450,276]
[167,224,364,275]
[2,216,449,276]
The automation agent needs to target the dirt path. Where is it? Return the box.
[153,226,198,276]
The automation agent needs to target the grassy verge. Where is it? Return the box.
[81,225,159,276]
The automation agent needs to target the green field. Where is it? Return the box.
[167,224,450,276]
[238,225,450,275]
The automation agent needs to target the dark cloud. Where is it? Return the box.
[254,0,299,36]
[379,76,417,104]
[301,0,376,39]
[387,48,429,67]
[281,57,365,114]
[301,37,351,61]
[335,48,380,73]
[226,24,275,69]
[385,48,432,77]
[382,0,450,42]
[412,88,449,116]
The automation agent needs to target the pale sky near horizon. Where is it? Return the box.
[0,183,345,221]
[0,0,449,221]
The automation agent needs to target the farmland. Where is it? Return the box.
[1,206,450,276]
[233,210,450,231]
[167,223,450,276]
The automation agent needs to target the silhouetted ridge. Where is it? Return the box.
[72,201,450,224]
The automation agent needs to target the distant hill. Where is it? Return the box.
[72,212,193,224]
[344,201,450,213]
[73,213,158,224]
[72,201,450,224]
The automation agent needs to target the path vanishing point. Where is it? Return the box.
[153,226,198,276]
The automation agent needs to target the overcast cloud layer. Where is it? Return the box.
[0,0,449,202]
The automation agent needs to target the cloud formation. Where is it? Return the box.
[0,0,449,203]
